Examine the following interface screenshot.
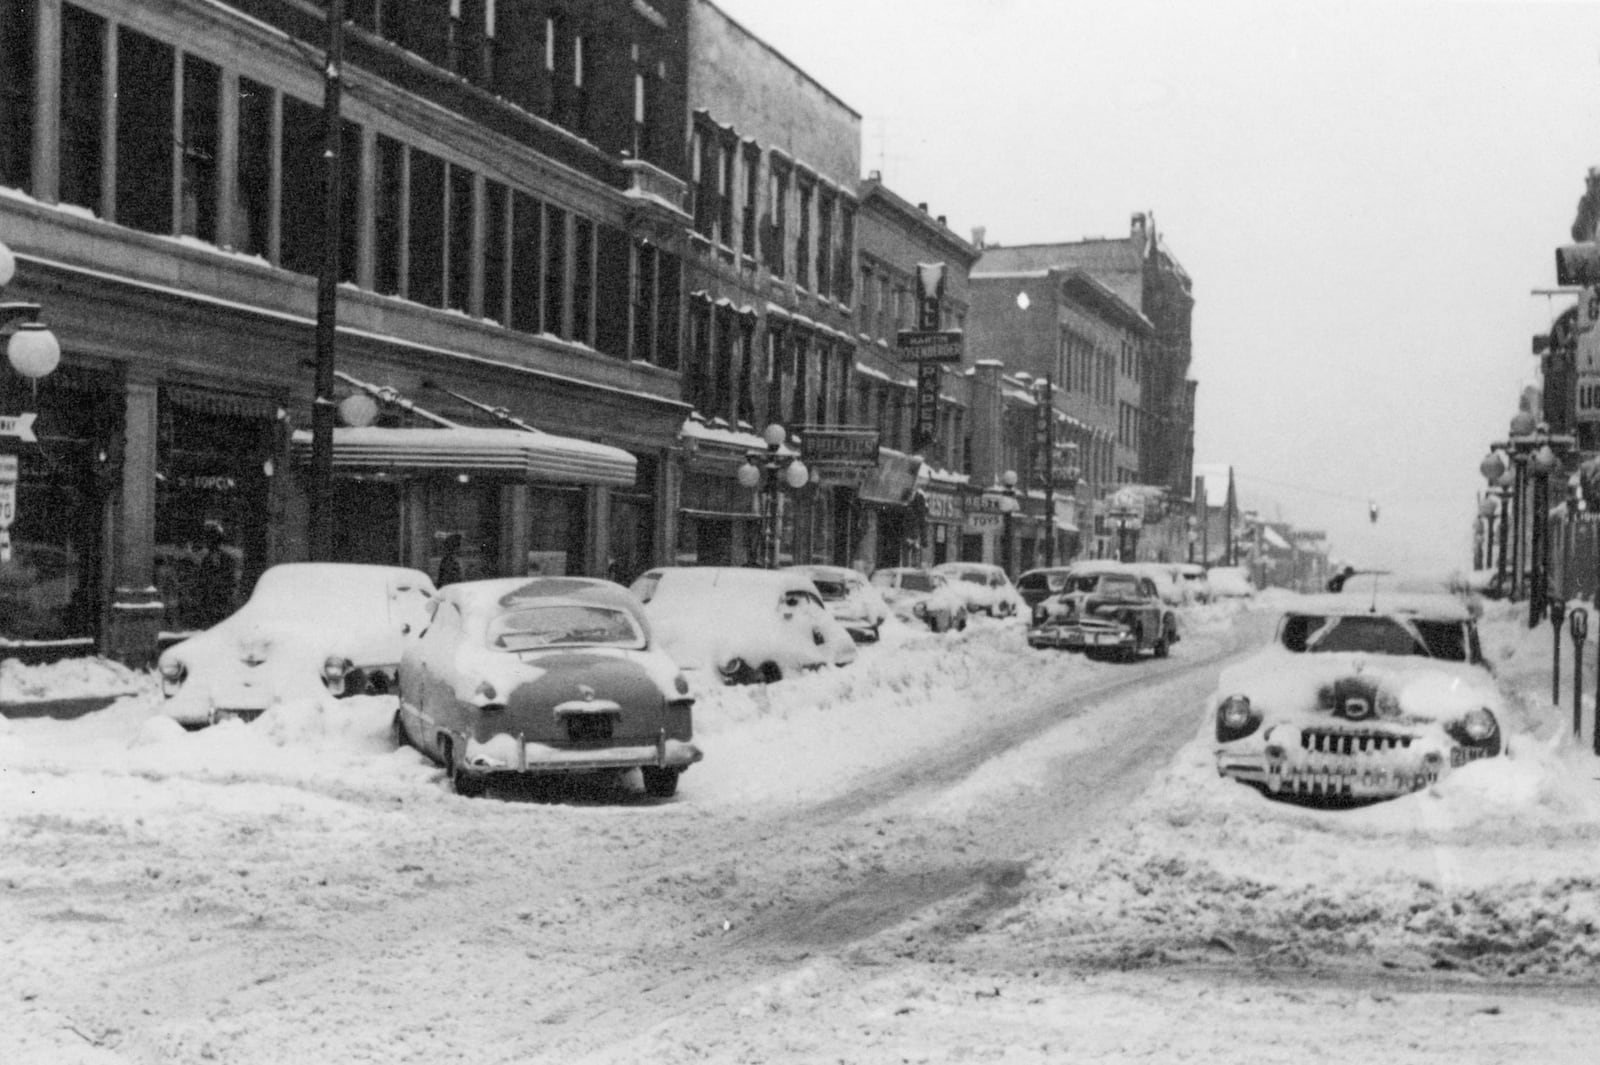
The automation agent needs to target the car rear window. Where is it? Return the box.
[811,580,848,600]
[960,573,987,586]
[900,573,936,592]
[488,604,644,650]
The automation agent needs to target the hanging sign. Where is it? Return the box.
[0,413,38,442]
[0,454,16,564]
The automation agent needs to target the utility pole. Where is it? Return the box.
[1041,375,1055,568]
[308,0,346,561]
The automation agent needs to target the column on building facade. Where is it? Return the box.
[106,375,162,665]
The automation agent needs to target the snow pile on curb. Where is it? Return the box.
[993,599,1600,978]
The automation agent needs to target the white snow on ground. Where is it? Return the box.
[4,593,1600,1062]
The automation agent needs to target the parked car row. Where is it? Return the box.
[154,559,1018,799]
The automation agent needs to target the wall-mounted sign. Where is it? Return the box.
[0,454,16,563]
[0,413,38,442]
[801,427,880,469]
[896,330,964,364]
[923,490,964,523]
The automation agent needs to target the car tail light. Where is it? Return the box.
[158,658,186,697]
[322,656,352,696]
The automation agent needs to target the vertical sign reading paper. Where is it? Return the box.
[915,361,940,451]
[0,454,16,563]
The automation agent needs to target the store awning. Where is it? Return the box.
[291,426,636,487]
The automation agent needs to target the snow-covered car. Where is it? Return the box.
[629,567,857,684]
[931,562,1025,618]
[157,563,436,729]
[870,567,968,632]
[1173,562,1212,604]
[784,564,890,641]
[394,577,700,798]
[1126,562,1187,607]
[1027,564,1177,658]
[1213,593,1504,805]
[1206,565,1256,598]
[1015,566,1077,611]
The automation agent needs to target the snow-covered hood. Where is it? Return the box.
[1216,648,1503,724]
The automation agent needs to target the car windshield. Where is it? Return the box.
[960,573,988,586]
[898,573,937,593]
[810,579,849,600]
[487,604,644,650]
[1067,574,1139,596]
[1278,613,1469,661]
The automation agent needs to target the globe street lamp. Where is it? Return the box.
[738,423,809,568]
[1480,448,1508,592]
[1,237,64,566]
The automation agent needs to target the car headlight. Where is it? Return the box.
[1449,708,1501,751]
[1216,694,1260,743]
[158,658,186,697]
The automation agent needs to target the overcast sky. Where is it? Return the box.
[712,0,1600,574]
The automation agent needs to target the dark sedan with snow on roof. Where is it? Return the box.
[395,577,701,798]
[1213,594,1504,805]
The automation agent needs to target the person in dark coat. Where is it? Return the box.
[194,523,240,628]
[436,532,464,587]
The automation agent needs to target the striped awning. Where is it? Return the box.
[291,426,635,487]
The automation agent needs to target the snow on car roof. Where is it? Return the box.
[1287,592,1474,622]
[652,566,820,594]
[786,564,861,581]
[255,562,433,594]
[447,576,644,615]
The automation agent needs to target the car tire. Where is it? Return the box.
[956,613,968,632]
[1153,631,1170,658]
[391,709,408,750]
[641,766,680,798]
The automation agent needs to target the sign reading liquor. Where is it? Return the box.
[800,427,881,469]
[896,329,964,364]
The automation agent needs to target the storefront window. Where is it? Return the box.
[154,389,275,636]
[0,370,118,652]
[607,454,656,585]
[427,479,503,585]
[527,484,586,576]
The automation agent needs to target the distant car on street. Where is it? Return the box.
[931,562,1025,618]
[1015,567,1077,611]
[1028,564,1177,659]
[1173,563,1212,604]
[1213,593,1503,805]
[158,563,436,729]
[629,567,857,684]
[870,567,968,633]
[1205,565,1257,599]
[784,564,890,642]
[395,576,700,798]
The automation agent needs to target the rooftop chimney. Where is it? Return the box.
[918,202,928,212]
[971,226,987,248]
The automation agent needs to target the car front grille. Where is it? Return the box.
[1300,728,1414,756]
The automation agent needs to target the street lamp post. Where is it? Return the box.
[0,238,64,565]
[1480,448,1507,588]
[737,423,809,568]
[998,469,1020,576]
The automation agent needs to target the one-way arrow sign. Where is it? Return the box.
[0,413,38,442]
